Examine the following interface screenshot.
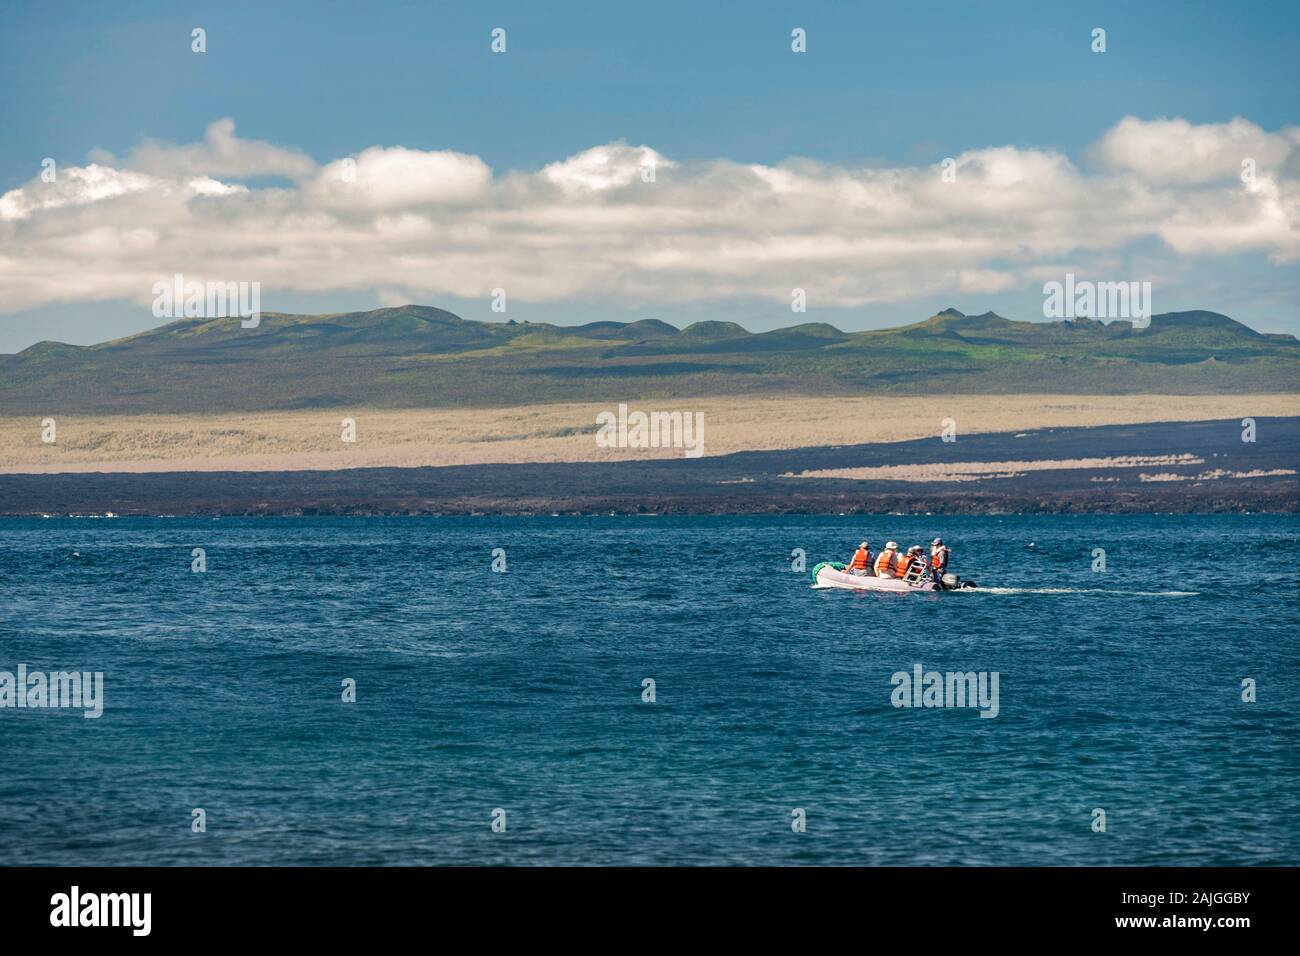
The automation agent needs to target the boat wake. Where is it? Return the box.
[970,587,1200,597]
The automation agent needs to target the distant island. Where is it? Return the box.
[3,304,1296,515]
[2,305,1297,414]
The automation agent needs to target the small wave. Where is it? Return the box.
[811,584,1198,596]
[971,587,1199,597]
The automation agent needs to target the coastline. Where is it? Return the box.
[4,416,1295,516]
[4,393,1296,475]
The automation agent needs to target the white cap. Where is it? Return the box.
[885,541,898,550]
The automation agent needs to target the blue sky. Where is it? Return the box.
[1,0,1297,351]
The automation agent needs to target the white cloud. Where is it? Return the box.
[956,269,1016,294]
[0,116,1297,315]
[310,146,491,210]
[126,118,316,180]
[0,165,159,221]
[1092,116,1296,184]
[543,143,674,192]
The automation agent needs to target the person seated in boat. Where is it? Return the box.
[847,541,872,576]
[930,538,951,577]
[874,541,899,577]
[896,545,924,577]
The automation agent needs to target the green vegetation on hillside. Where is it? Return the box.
[1,305,1296,413]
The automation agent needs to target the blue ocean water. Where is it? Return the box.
[0,514,1296,866]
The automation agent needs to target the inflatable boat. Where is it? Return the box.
[811,561,975,592]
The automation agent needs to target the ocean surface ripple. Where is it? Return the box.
[1,514,1296,866]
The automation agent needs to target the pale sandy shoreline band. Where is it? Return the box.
[2,394,1296,475]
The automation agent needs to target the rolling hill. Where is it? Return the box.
[1,305,1296,414]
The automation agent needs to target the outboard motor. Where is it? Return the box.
[940,572,976,590]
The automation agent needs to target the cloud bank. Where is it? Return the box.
[1,116,1296,314]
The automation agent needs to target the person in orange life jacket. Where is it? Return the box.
[874,542,899,577]
[896,545,923,577]
[847,541,872,576]
[930,538,951,576]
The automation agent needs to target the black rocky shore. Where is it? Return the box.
[2,417,1296,516]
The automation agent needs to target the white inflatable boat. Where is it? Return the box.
[811,560,974,592]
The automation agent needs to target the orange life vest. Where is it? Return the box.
[894,554,914,577]
[849,547,870,571]
[931,546,949,570]
[874,550,896,575]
